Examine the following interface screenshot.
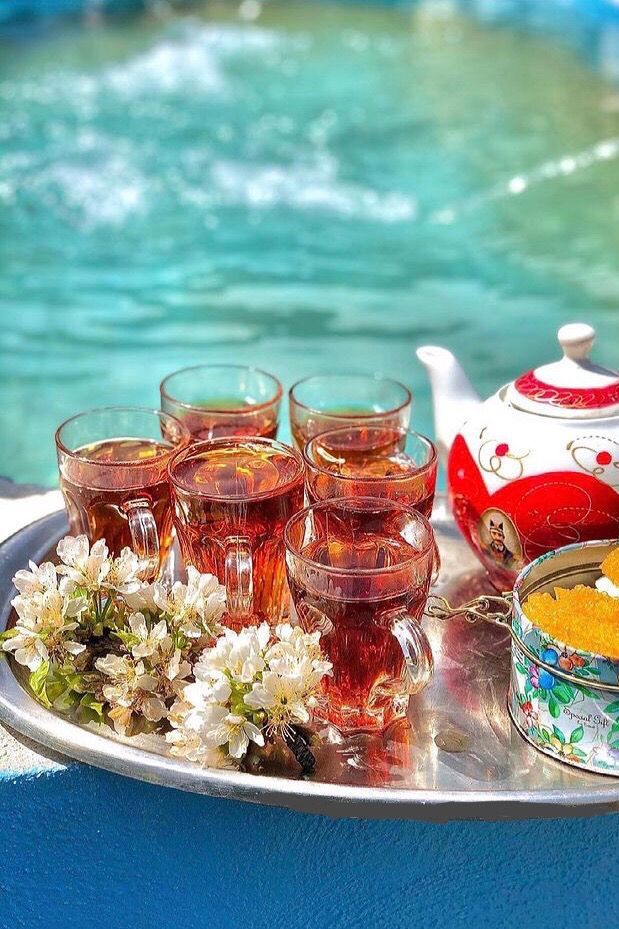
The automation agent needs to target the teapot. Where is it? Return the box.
[417,323,619,590]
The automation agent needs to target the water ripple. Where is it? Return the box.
[210,155,416,221]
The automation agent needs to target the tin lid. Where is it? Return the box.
[506,323,619,419]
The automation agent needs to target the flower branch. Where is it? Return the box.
[1,535,331,773]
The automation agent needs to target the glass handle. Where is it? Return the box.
[390,612,434,695]
[431,536,441,586]
[125,499,159,581]
[225,536,253,619]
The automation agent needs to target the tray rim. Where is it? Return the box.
[1,508,619,821]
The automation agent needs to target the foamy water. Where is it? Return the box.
[0,22,414,230]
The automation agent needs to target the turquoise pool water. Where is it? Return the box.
[2,0,619,486]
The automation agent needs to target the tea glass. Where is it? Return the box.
[288,373,412,450]
[304,426,438,518]
[285,497,435,732]
[56,407,189,579]
[168,437,305,626]
[160,364,282,440]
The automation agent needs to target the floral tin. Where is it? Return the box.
[430,539,619,777]
[508,540,619,776]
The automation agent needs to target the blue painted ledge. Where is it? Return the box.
[1,758,617,929]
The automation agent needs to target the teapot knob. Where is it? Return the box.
[558,322,595,362]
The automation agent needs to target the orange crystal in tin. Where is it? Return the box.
[601,547,619,587]
[524,584,619,660]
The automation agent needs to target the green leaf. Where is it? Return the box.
[604,700,619,715]
[540,729,551,743]
[552,724,566,743]
[549,697,561,719]
[552,683,573,705]
[78,693,104,724]
[46,678,68,706]
[609,739,619,751]
[570,726,585,744]
[63,672,87,692]
[53,689,80,713]
[29,661,52,708]
[112,629,140,649]
[515,662,528,675]
[571,748,587,759]
[0,628,17,643]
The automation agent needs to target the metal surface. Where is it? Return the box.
[428,591,619,693]
[0,505,618,820]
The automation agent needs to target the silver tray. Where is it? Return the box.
[1,502,618,821]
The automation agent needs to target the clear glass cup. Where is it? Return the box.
[304,426,438,518]
[56,407,189,579]
[288,373,412,450]
[285,497,435,732]
[168,437,305,627]
[160,364,283,441]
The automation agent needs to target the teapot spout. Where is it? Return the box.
[416,346,481,460]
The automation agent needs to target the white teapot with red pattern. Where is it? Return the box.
[417,323,619,590]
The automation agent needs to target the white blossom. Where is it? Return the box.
[122,582,158,613]
[167,621,330,765]
[124,613,190,690]
[169,697,264,759]
[244,670,312,729]
[183,672,232,710]
[3,623,85,672]
[95,653,166,733]
[153,566,225,639]
[12,585,85,628]
[166,727,231,768]
[4,573,87,671]
[13,560,60,596]
[57,536,110,591]
[7,535,332,768]
[197,623,269,682]
[164,647,192,685]
[166,700,235,765]
[266,623,331,677]
[207,712,264,759]
[106,547,143,594]
[128,613,169,659]
[3,631,50,672]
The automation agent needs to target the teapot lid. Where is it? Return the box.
[506,323,619,419]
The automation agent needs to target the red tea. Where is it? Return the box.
[290,409,398,453]
[176,399,278,441]
[304,427,437,518]
[286,501,434,731]
[59,438,175,563]
[289,374,412,451]
[169,438,304,626]
[161,365,282,441]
